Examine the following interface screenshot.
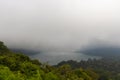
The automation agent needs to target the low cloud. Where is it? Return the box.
[0,0,120,53]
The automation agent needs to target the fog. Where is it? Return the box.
[1,0,120,53]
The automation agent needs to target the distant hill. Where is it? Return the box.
[11,48,40,56]
[79,46,120,57]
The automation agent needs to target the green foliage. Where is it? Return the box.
[74,68,92,80]
[85,68,99,80]
[0,41,9,53]
[0,65,16,80]
[44,72,59,80]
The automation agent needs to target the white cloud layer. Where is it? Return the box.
[0,0,120,52]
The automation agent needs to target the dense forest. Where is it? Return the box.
[0,41,119,80]
[57,57,120,80]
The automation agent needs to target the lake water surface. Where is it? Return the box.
[30,52,100,65]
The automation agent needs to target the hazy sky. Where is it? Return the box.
[1,0,120,52]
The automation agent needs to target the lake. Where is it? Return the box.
[30,52,100,65]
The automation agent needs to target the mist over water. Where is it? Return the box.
[30,52,100,65]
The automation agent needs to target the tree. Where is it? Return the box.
[0,66,16,80]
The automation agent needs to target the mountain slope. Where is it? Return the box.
[79,45,120,57]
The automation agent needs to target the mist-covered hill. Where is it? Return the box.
[78,45,120,57]
[11,48,40,56]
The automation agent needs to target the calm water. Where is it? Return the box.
[30,52,100,65]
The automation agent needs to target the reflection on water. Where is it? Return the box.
[30,52,101,65]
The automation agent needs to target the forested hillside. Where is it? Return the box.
[0,41,119,80]
[0,41,99,80]
[57,58,120,80]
